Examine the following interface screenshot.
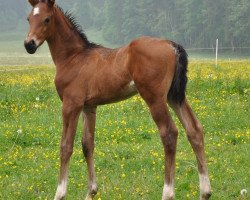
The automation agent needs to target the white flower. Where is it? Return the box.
[35,104,39,108]
[17,129,23,134]
[36,97,40,101]
[240,189,247,196]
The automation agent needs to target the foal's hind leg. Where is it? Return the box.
[170,99,211,200]
[138,93,178,200]
[82,107,98,200]
[149,99,178,200]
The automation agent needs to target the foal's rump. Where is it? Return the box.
[127,36,188,105]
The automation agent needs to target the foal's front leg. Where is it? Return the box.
[82,107,98,200]
[54,99,82,200]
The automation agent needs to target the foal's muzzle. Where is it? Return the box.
[24,39,38,54]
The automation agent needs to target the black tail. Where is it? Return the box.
[167,42,188,105]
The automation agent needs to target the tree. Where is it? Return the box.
[102,0,124,44]
[0,0,249,49]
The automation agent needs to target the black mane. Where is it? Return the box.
[57,6,99,49]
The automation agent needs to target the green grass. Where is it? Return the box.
[187,49,250,60]
[0,61,249,200]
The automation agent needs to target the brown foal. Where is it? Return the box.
[24,1,211,199]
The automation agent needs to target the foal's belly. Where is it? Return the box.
[84,81,138,106]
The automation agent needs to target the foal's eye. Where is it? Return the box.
[27,17,30,22]
[44,18,50,24]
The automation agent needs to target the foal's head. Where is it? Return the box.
[24,0,55,54]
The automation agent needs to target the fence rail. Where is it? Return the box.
[0,46,249,66]
[186,47,250,50]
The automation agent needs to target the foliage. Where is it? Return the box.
[0,61,249,199]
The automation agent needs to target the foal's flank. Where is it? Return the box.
[25,0,211,200]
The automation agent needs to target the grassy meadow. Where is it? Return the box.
[0,61,249,200]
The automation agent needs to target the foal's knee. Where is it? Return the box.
[82,136,94,158]
[82,143,87,158]
[61,142,73,160]
[82,141,90,158]
[160,125,178,153]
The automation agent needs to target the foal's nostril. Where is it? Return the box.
[30,39,35,46]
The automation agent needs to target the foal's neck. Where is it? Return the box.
[46,7,88,67]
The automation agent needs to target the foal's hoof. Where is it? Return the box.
[162,194,174,200]
[54,195,65,200]
[162,197,174,200]
[85,196,93,200]
[200,192,212,200]
[85,184,98,200]
[164,198,174,200]
[54,191,66,200]
[85,192,97,200]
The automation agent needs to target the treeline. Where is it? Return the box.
[0,1,26,31]
[1,0,249,48]
[77,0,250,48]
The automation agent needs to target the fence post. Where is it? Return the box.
[216,39,218,66]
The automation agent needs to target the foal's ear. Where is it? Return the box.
[28,0,39,7]
[47,0,55,7]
